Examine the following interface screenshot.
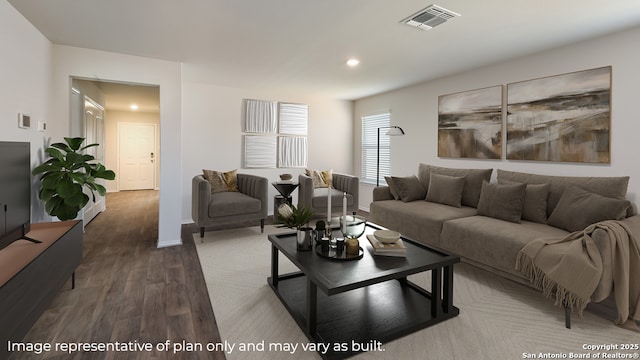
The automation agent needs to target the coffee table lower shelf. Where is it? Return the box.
[268,272,459,359]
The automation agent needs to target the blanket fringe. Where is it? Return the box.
[516,252,590,315]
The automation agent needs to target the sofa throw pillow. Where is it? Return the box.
[499,179,550,224]
[203,169,239,193]
[477,181,527,223]
[425,173,466,208]
[391,175,426,202]
[547,185,631,232]
[384,176,400,200]
[305,168,332,188]
[496,169,632,217]
[418,164,493,208]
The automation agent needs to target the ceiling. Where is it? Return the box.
[94,82,160,113]
[9,0,640,101]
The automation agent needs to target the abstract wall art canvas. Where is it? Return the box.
[506,66,611,163]
[438,85,503,159]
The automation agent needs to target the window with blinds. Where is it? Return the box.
[361,112,391,185]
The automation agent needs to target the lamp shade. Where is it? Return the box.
[385,126,405,136]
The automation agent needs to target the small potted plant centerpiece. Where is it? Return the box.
[277,203,314,250]
[32,137,115,221]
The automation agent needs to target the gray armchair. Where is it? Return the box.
[297,173,359,217]
[192,174,268,238]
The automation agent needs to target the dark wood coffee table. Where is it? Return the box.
[267,222,460,359]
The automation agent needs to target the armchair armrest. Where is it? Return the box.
[236,174,269,217]
[192,175,212,226]
[298,174,314,210]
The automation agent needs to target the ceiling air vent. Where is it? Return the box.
[401,4,460,30]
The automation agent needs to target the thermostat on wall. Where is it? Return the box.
[18,113,31,129]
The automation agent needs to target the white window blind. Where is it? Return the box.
[361,112,391,185]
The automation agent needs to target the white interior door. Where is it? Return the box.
[119,122,157,191]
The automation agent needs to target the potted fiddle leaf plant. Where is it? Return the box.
[32,137,115,221]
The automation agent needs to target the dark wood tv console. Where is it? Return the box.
[0,220,82,359]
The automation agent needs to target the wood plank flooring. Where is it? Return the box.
[11,190,225,360]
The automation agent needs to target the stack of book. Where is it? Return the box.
[366,235,407,257]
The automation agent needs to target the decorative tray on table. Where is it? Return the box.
[314,242,364,261]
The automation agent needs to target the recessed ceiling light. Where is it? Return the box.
[130,104,139,110]
[346,58,360,67]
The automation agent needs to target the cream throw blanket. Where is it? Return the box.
[516,220,640,330]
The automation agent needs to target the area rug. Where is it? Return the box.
[195,226,639,360]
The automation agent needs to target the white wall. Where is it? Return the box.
[354,25,640,212]
[51,45,183,247]
[0,1,53,222]
[180,78,354,223]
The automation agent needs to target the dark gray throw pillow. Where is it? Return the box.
[499,179,550,224]
[418,164,493,208]
[391,175,426,202]
[547,185,631,232]
[384,176,400,200]
[425,173,465,208]
[477,181,527,223]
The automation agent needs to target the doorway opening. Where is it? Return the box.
[70,78,160,229]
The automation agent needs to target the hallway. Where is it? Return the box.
[15,190,224,360]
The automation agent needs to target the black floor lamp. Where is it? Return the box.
[377,126,405,186]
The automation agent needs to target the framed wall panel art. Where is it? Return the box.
[506,66,611,163]
[243,135,277,168]
[438,85,503,159]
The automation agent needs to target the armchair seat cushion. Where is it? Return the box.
[310,188,354,208]
[208,191,262,218]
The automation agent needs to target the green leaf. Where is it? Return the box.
[65,137,86,151]
[95,170,115,180]
[42,173,61,189]
[55,202,80,221]
[94,184,107,196]
[64,190,87,208]
[39,188,56,201]
[80,143,99,152]
[50,142,72,153]
[32,162,58,175]
[45,196,63,215]
[68,172,88,185]
[56,181,83,199]
[45,147,65,162]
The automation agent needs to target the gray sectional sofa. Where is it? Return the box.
[370,164,640,305]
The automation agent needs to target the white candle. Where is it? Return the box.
[343,191,348,215]
[327,185,331,224]
[342,192,347,234]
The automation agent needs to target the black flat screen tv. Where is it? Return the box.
[0,141,34,250]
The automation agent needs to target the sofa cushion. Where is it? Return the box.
[425,173,465,208]
[547,185,631,232]
[441,216,569,277]
[209,191,261,217]
[418,164,492,208]
[203,169,239,193]
[477,181,526,223]
[370,200,477,246]
[384,176,400,200]
[499,179,550,224]
[497,170,631,217]
[392,175,426,202]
